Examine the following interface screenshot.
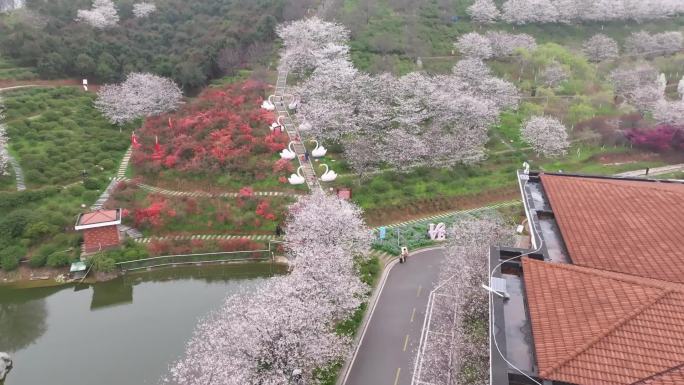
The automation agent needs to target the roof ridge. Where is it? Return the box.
[631,362,684,385]
[541,288,673,378]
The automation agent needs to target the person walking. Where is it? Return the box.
[275,224,282,237]
[304,150,310,161]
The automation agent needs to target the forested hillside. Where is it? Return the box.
[0,0,312,90]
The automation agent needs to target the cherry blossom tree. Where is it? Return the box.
[521,116,569,157]
[467,0,500,23]
[0,124,8,177]
[95,72,183,125]
[626,31,683,57]
[485,31,537,57]
[276,17,350,74]
[455,32,493,59]
[541,61,568,88]
[610,63,659,101]
[501,0,558,24]
[132,2,156,18]
[416,214,512,385]
[582,34,619,62]
[76,0,119,29]
[168,192,372,385]
[653,99,684,125]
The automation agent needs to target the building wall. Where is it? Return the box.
[83,226,121,253]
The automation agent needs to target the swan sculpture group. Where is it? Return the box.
[288,166,306,185]
[310,140,327,158]
[270,116,284,132]
[319,164,337,182]
[261,95,275,111]
[280,141,296,160]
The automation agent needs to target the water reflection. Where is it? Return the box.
[0,264,282,385]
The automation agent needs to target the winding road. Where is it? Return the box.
[343,248,445,385]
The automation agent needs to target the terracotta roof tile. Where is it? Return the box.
[539,174,684,283]
[78,209,119,226]
[522,257,684,385]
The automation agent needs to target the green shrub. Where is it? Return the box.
[90,256,116,272]
[46,251,72,267]
[0,245,27,271]
[83,178,102,190]
[1,254,20,271]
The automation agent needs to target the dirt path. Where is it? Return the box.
[0,79,99,92]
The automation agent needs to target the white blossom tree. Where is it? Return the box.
[541,61,568,88]
[609,63,659,100]
[95,72,183,125]
[582,34,619,62]
[521,116,569,157]
[485,31,537,57]
[455,32,493,59]
[0,124,9,177]
[653,99,684,125]
[678,76,684,100]
[132,2,156,18]
[168,192,372,385]
[501,0,559,24]
[467,0,501,23]
[415,214,512,385]
[626,31,683,57]
[276,17,350,74]
[76,0,119,29]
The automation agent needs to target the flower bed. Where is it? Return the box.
[131,80,301,190]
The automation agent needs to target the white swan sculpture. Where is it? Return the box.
[270,116,284,131]
[311,140,327,158]
[288,96,299,110]
[261,95,275,111]
[288,166,306,185]
[280,141,296,160]
[319,164,337,182]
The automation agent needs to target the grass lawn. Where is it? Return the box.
[2,87,130,188]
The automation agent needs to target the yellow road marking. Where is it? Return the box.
[410,307,416,322]
[393,367,401,385]
[416,285,422,297]
[403,335,409,351]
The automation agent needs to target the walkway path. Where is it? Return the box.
[134,233,281,244]
[116,146,132,179]
[615,163,684,178]
[342,248,445,385]
[124,178,303,198]
[273,69,321,190]
[6,152,25,191]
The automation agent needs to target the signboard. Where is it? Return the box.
[428,223,446,241]
[378,226,387,240]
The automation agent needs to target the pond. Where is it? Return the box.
[0,264,283,385]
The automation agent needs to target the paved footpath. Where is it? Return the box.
[343,248,445,385]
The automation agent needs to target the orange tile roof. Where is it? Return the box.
[539,174,684,283]
[78,210,119,226]
[522,257,684,385]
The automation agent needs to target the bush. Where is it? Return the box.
[90,256,116,272]
[0,254,20,271]
[83,178,102,190]
[0,245,27,271]
[46,251,72,267]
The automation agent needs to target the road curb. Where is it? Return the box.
[338,246,445,385]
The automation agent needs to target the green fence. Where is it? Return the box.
[116,249,273,272]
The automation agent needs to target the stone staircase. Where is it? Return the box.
[116,146,132,179]
[273,70,321,191]
[6,151,24,191]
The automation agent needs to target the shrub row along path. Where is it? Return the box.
[273,69,322,190]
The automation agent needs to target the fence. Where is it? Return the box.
[116,249,274,272]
